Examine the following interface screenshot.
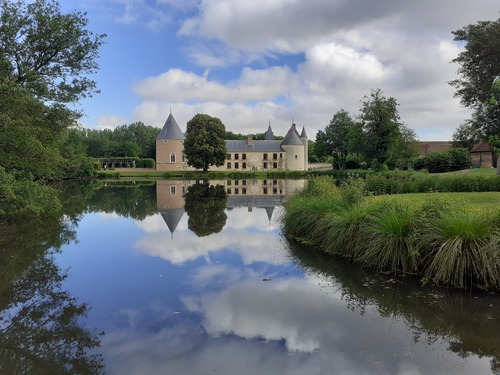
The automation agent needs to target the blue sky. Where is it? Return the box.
[62,0,499,140]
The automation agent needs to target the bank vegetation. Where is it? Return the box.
[282,176,500,290]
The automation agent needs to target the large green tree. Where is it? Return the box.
[184,114,227,172]
[316,109,356,170]
[0,0,105,103]
[0,0,105,218]
[357,89,417,168]
[450,17,500,143]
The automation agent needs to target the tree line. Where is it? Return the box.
[0,0,498,218]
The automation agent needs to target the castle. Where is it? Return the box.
[156,113,308,171]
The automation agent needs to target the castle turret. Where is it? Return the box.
[281,122,305,170]
[156,112,187,171]
[264,122,275,140]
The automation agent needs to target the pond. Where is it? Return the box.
[1,179,500,374]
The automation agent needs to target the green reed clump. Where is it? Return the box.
[283,176,342,243]
[420,209,500,288]
[319,203,373,259]
[283,176,500,289]
[360,203,419,274]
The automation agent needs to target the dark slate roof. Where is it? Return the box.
[300,126,308,138]
[157,113,185,140]
[470,141,493,153]
[281,124,304,146]
[159,208,185,235]
[226,140,283,152]
[264,124,275,140]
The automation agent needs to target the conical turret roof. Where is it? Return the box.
[264,123,275,140]
[281,123,303,146]
[160,209,185,236]
[300,126,308,138]
[157,113,185,140]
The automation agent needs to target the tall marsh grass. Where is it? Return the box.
[283,176,500,289]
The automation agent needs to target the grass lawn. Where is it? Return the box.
[367,191,500,210]
[433,168,498,177]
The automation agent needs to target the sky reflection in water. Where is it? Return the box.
[53,182,496,375]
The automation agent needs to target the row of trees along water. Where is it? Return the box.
[1,0,500,220]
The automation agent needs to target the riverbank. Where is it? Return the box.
[282,176,500,290]
[96,166,498,180]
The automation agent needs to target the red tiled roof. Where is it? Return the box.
[417,141,452,155]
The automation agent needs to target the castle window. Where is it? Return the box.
[170,186,176,196]
[242,162,246,169]
[170,153,176,163]
[242,188,247,194]
[273,153,277,160]
[235,162,239,169]
[263,153,268,160]
[235,154,239,160]
[242,154,247,160]
[273,162,277,169]
[295,155,297,159]
[226,153,231,160]
[273,188,278,194]
[263,162,268,169]
[235,180,239,186]
[227,162,231,169]
[235,188,239,195]
[263,187,268,194]
[227,180,231,186]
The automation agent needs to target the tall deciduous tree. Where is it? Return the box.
[449,18,500,110]
[316,109,356,170]
[0,0,105,104]
[184,114,227,172]
[357,89,417,168]
[449,17,500,144]
[358,89,402,165]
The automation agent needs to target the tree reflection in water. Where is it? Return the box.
[289,240,500,374]
[0,212,104,375]
[184,181,228,237]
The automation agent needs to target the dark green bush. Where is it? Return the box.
[414,148,471,173]
[136,158,155,168]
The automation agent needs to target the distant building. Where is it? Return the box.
[470,141,495,168]
[417,141,453,156]
[156,113,308,171]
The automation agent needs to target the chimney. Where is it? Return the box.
[247,135,253,146]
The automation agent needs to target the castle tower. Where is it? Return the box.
[300,126,308,170]
[264,122,275,140]
[281,122,305,170]
[156,112,186,171]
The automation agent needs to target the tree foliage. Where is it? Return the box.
[315,109,356,170]
[450,17,500,145]
[357,89,418,168]
[184,114,227,172]
[184,182,228,237]
[450,18,500,110]
[0,0,104,219]
[0,0,106,103]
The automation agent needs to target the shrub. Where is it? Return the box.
[420,209,500,288]
[360,203,418,274]
[136,158,155,168]
[414,148,471,173]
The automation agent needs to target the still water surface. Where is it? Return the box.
[1,180,500,374]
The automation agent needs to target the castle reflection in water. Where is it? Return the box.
[156,179,305,235]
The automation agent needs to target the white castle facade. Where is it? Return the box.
[156,113,308,172]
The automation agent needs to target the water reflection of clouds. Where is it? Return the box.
[134,207,290,266]
[100,269,491,375]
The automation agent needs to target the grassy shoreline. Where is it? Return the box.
[96,166,498,180]
[282,176,500,290]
